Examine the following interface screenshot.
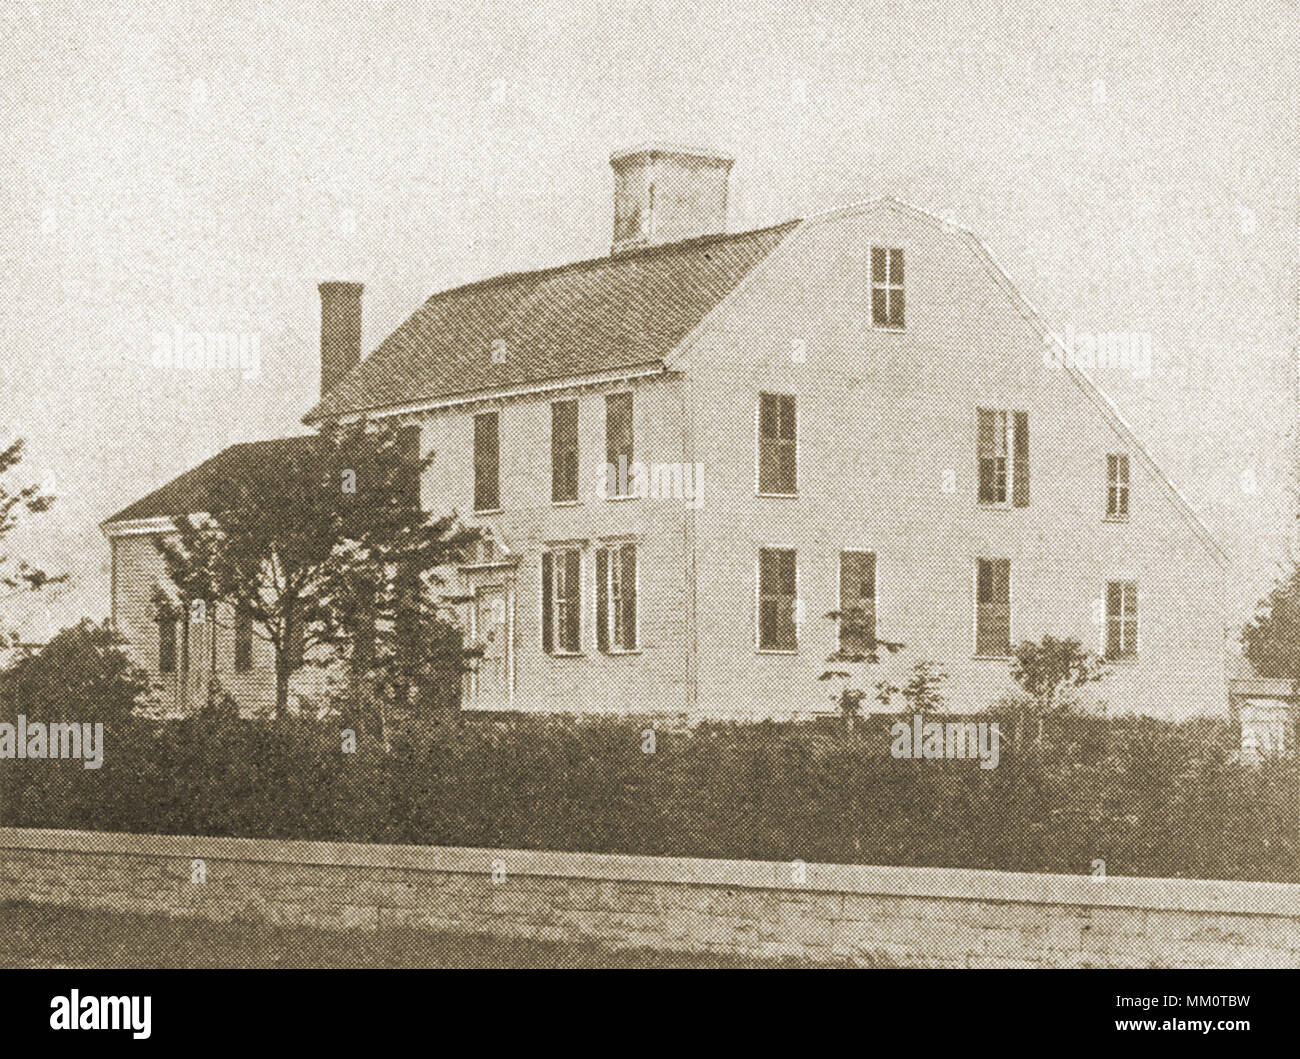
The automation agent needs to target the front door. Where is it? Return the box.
[472,585,511,709]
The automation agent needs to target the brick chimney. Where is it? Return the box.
[317,280,363,397]
[610,143,733,254]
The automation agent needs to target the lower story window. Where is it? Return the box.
[158,618,177,674]
[1106,580,1138,659]
[596,542,638,652]
[542,547,582,654]
[975,558,1011,656]
[758,547,797,650]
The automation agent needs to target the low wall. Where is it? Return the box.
[2,827,1298,967]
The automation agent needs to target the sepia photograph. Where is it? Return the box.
[0,0,1297,1041]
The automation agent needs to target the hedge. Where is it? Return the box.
[1,711,1295,882]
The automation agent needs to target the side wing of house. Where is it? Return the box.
[673,199,1228,719]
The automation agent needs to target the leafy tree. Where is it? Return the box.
[0,619,148,722]
[900,660,948,713]
[0,438,67,634]
[153,421,479,721]
[1242,567,1300,682]
[1010,634,1109,713]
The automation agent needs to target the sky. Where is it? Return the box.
[0,0,1297,639]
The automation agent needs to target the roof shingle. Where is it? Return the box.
[303,221,799,422]
[103,436,316,525]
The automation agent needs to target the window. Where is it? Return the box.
[871,247,905,328]
[977,408,1029,506]
[552,400,579,503]
[605,393,633,497]
[1106,581,1138,659]
[758,393,797,494]
[1107,454,1130,519]
[473,411,500,512]
[596,543,638,652]
[758,548,798,651]
[838,551,877,656]
[975,558,1011,656]
[542,547,582,654]
[158,618,177,674]
[234,606,253,672]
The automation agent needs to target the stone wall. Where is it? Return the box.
[1,827,1297,967]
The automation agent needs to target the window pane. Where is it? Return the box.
[871,287,888,326]
[889,248,904,285]
[871,246,887,283]
[888,287,905,328]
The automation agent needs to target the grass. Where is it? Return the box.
[0,901,839,969]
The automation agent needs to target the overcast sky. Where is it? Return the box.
[1,0,1297,638]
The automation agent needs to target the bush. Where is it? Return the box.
[1,709,1295,883]
[0,619,148,723]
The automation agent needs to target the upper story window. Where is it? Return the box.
[473,410,500,512]
[871,247,905,328]
[977,408,1029,507]
[758,393,797,495]
[838,550,877,657]
[1106,580,1138,659]
[975,557,1011,657]
[1106,454,1130,520]
[605,392,634,497]
[541,547,582,655]
[551,399,579,503]
[757,547,798,651]
[596,542,638,652]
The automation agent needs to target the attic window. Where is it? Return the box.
[871,247,905,328]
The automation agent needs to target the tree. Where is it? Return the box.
[1242,567,1300,682]
[0,619,148,723]
[154,421,480,721]
[1010,634,1109,714]
[900,660,948,714]
[0,438,67,634]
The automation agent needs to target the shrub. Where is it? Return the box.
[0,619,148,723]
[1,710,1294,883]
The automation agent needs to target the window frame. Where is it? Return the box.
[604,391,635,499]
[756,546,799,653]
[978,408,1029,508]
[756,392,798,497]
[836,549,878,657]
[1104,579,1139,660]
[551,398,580,505]
[472,409,501,513]
[158,616,177,674]
[1106,453,1131,521]
[541,545,584,656]
[973,557,1013,658]
[870,246,906,330]
[595,540,640,653]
